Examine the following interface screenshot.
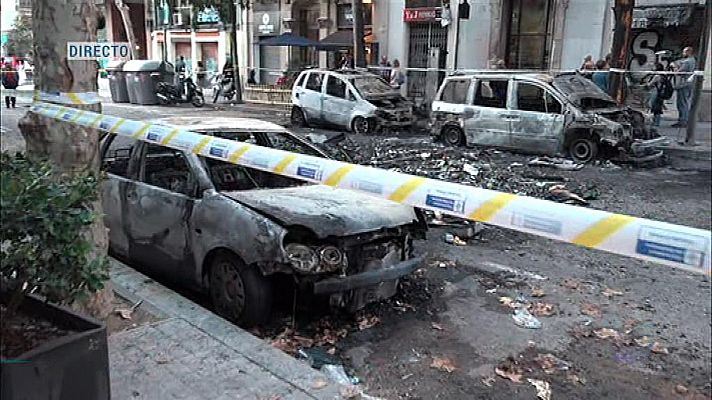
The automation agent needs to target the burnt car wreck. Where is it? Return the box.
[291,69,414,134]
[100,117,426,327]
[430,72,667,163]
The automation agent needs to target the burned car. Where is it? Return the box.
[101,117,426,327]
[291,69,414,134]
[430,73,667,163]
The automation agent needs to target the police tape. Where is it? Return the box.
[28,101,712,276]
[0,89,101,105]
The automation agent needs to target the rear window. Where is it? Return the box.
[439,79,470,104]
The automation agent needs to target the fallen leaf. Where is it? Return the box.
[634,336,652,347]
[531,288,546,298]
[114,300,143,320]
[481,376,496,387]
[431,322,444,331]
[562,278,581,290]
[431,357,457,373]
[530,302,556,317]
[675,384,688,394]
[495,366,523,383]
[651,342,669,354]
[566,373,585,385]
[527,379,552,400]
[311,379,328,389]
[499,296,514,307]
[602,288,624,298]
[453,236,467,246]
[580,303,602,318]
[593,328,621,340]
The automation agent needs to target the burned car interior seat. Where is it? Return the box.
[144,146,194,196]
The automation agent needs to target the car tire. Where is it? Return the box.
[291,106,308,127]
[209,251,272,327]
[569,137,599,163]
[352,116,373,134]
[442,125,464,146]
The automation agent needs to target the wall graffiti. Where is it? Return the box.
[628,30,674,73]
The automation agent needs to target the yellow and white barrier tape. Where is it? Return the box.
[1,89,101,105]
[28,101,712,276]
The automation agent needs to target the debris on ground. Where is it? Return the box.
[530,302,556,317]
[580,303,603,318]
[495,365,524,383]
[320,364,360,385]
[444,233,468,245]
[602,288,624,298]
[531,288,546,297]
[431,259,456,269]
[114,300,143,320]
[512,308,543,329]
[527,379,552,400]
[633,336,652,347]
[534,353,572,374]
[481,376,496,387]
[529,156,585,171]
[548,184,589,205]
[357,315,380,331]
[675,384,689,394]
[651,342,669,354]
[593,328,622,340]
[431,322,444,331]
[430,356,457,373]
[561,278,582,290]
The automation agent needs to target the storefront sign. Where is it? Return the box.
[257,12,278,35]
[403,7,442,22]
[196,6,221,24]
[632,5,694,29]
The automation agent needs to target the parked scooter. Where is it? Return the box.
[154,74,205,107]
[212,73,235,103]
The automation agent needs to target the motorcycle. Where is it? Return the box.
[155,74,205,107]
[212,73,235,103]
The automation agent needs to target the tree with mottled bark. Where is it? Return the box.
[18,0,113,318]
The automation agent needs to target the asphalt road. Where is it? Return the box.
[2,100,710,399]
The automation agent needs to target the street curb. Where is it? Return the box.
[109,259,343,399]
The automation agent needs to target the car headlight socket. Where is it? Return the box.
[285,243,319,273]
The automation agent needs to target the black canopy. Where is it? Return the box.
[258,33,322,47]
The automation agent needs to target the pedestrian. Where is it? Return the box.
[389,59,405,89]
[1,62,19,108]
[175,56,187,95]
[580,54,593,70]
[196,60,206,88]
[592,59,609,92]
[379,55,391,81]
[247,69,257,85]
[670,46,696,128]
[644,63,669,127]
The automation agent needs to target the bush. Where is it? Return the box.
[0,153,108,311]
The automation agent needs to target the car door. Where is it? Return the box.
[125,142,200,282]
[322,75,356,127]
[509,80,565,155]
[463,78,513,148]
[299,71,325,121]
[100,134,141,258]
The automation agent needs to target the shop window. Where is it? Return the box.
[439,79,470,104]
[474,80,508,109]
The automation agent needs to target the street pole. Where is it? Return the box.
[232,0,243,103]
[609,0,635,105]
[352,0,366,68]
[684,0,710,145]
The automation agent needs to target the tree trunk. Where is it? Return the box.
[19,0,113,319]
[352,0,366,68]
[609,0,635,105]
[115,0,138,59]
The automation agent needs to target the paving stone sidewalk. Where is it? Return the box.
[109,260,343,400]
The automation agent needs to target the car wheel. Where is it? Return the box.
[442,125,464,146]
[352,116,373,134]
[291,107,308,127]
[569,137,599,163]
[209,251,272,327]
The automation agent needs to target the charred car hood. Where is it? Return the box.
[552,74,618,108]
[222,185,418,237]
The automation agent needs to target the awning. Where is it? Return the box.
[318,30,374,49]
[632,5,695,29]
[258,33,323,47]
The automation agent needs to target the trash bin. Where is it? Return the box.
[123,60,174,105]
[106,60,128,103]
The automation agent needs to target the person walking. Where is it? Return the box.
[592,59,609,92]
[670,46,696,128]
[389,59,405,89]
[1,62,19,108]
[379,56,391,81]
[644,63,668,127]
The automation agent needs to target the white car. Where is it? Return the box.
[291,69,413,134]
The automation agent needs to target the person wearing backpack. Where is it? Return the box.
[1,62,19,108]
[644,63,670,127]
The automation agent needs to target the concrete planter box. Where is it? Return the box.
[1,294,110,400]
[244,84,292,107]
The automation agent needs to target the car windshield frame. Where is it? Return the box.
[350,75,394,97]
[551,74,618,110]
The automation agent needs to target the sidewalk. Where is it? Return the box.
[654,115,711,171]
[109,260,343,400]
